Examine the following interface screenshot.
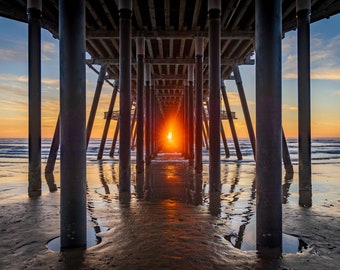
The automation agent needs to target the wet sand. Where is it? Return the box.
[0,153,339,269]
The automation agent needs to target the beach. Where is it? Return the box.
[0,138,339,269]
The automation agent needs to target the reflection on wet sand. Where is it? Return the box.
[94,153,298,256]
[224,175,256,250]
[220,162,256,250]
[98,160,110,195]
[142,160,193,202]
[282,172,294,204]
[44,152,299,267]
[219,164,302,254]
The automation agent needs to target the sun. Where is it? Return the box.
[158,115,183,153]
[167,131,173,141]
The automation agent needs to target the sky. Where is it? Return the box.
[0,14,339,139]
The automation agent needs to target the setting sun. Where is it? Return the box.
[167,131,173,141]
[158,115,183,153]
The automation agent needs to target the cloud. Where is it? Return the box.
[282,33,340,80]
[42,78,59,86]
[42,42,56,53]
[282,104,298,111]
[282,34,297,78]
[311,67,340,80]
[0,36,27,62]
[41,41,58,61]
[0,75,27,98]
[0,73,15,80]
[0,84,26,98]
[0,48,19,60]
[18,75,28,83]
[0,41,56,61]
[0,73,59,86]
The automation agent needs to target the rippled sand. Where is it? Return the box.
[0,153,339,269]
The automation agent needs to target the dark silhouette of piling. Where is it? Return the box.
[136,36,145,173]
[195,37,204,174]
[208,0,221,192]
[297,0,312,207]
[145,64,151,165]
[97,83,118,160]
[188,65,194,164]
[233,65,256,159]
[255,0,282,255]
[86,64,107,148]
[59,0,87,249]
[119,0,132,194]
[27,0,42,197]
[109,117,120,157]
[45,115,59,174]
[221,84,242,160]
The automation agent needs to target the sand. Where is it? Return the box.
[0,158,339,270]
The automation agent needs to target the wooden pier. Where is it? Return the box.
[0,0,339,253]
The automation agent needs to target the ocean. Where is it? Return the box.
[0,137,339,172]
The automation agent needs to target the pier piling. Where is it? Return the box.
[208,0,221,192]
[86,64,107,148]
[188,65,195,165]
[233,65,256,159]
[118,0,132,194]
[59,0,87,249]
[221,83,242,160]
[145,64,151,165]
[27,0,42,197]
[136,36,145,173]
[255,0,282,255]
[45,115,59,174]
[109,117,120,157]
[97,83,118,160]
[195,37,204,174]
[297,0,312,207]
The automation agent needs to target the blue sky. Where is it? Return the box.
[0,13,339,138]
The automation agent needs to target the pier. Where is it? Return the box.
[0,0,339,261]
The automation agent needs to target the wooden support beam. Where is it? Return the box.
[86,30,254,40]
[86,57,255,65]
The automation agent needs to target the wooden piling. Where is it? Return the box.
[220,83,242,160]
[255,0,282,255]
[297,0,312,207]
[188,65,194,164]
[86,64,107,148]
[233,65,256,158]
[145,65,151,165]
[97,83,118,160]
[195,37,204,174]
[109,117,120,157]
[118,0,132,194]
[208,0,221,192]
[59,0,87,249]
[45,115,59,174]
[27,0,42,197]
[136,36,145,173]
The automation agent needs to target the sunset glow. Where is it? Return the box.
[159,116,183,153]
[0,16,340,138]
[167,131,173,141]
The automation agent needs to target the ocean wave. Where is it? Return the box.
[0,138,339,165]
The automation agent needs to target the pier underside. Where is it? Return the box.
[0,0,339,104]
[0,0,339,256]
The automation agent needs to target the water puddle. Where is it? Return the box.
[224,222,310,254]
[47,225,109,252]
